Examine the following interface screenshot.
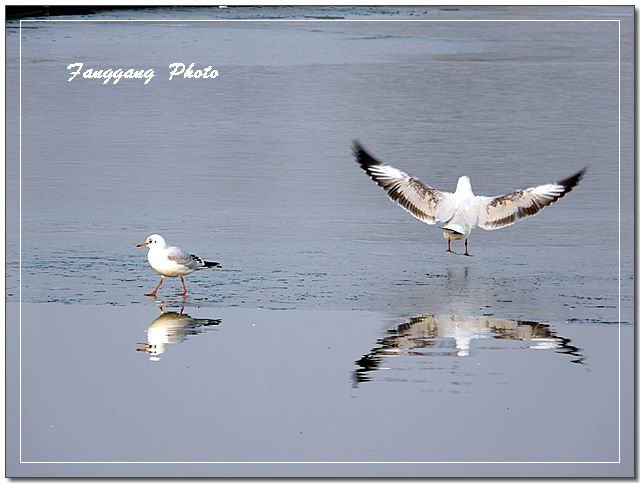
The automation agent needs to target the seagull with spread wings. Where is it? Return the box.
[353,142,586,256]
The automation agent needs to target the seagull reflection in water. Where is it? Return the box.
[137,304,221,361]
[354,314,584,385]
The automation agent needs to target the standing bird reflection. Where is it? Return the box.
[136,306,221,361]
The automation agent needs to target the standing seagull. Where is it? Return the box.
[136,234,221,296]
[353,142,586,256]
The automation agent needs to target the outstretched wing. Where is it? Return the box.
[476,169,586,230]
[353,142,455,225]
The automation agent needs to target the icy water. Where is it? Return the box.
[6,6,634,477]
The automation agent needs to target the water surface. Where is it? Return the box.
[5,5,633,477]
[16,302,623,464]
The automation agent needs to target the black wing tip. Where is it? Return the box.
[204,261,222,269]
[352,141,381,169]
[559,167,587,192]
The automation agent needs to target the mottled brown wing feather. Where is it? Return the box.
[477,168,586,230]
[353,142,452,225]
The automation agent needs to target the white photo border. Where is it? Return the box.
[16,16,623,466]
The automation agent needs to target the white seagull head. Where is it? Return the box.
[136,233,168,250]
[455,176,474,197]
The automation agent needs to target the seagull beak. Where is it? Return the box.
[136,242,149,248]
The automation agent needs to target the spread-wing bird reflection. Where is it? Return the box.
[137,306,221,361]
[354,314,583,385]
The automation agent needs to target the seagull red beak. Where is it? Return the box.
[136,242,149,248]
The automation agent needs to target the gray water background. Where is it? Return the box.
[5,5,634,477]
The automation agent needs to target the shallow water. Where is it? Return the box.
[13,302,625,464]
[5,5,634,477]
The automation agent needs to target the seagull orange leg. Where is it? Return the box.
[179,276,188,296]
[463,239,471,257]
[145,276,164,297]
